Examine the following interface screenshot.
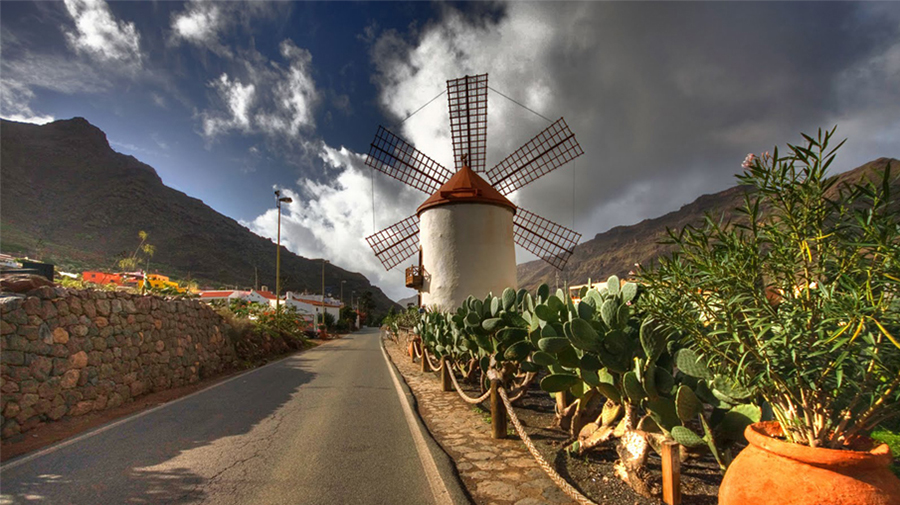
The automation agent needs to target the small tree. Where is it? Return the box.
[358,290,375,326]
[317,311,336,330]
[118,230,155,272]
[340,305,356,329]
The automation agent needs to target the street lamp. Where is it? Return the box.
[321,258,328,307]
[341,280,346,306]
[274,190,292,310]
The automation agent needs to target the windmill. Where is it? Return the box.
[365,74,584,310]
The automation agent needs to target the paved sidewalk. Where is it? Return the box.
[384,338,574,505]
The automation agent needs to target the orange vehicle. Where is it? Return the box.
[82,271,123,285]
[82,271,146,289]
[142,274,186,293]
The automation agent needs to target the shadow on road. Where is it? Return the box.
[1,353,317,504]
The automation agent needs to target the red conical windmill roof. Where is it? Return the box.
[417,164,516,215]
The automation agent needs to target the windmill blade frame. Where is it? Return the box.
[447,73,488,172]
[366,126,455,195]
[513,207,581,271]
[365,214,421,271]
[486,117,584,196]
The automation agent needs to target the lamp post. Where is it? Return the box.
[321,259,328,319]
[341,280,346,306]
[274,190,292,310]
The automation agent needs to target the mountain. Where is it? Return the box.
[0,118,399,314]
[517,157,899,292]
[397,295,418,308]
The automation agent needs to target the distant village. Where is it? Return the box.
[0,253,347,325]
[198,289,344,323]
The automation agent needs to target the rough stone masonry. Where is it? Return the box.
[0,286,237,440]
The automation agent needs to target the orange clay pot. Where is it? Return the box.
[719,421,900,505]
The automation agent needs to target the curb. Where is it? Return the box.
[380,336,473,505]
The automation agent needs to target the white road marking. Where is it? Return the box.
[0,349,310,472]
[380,337,453,505]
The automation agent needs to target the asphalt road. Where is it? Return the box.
[0,328,436,504]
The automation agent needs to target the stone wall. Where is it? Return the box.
[1,286,236,439]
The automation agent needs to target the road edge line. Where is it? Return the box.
[0,345,319,472]
[380,335,471,505]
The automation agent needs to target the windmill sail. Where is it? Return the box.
[513,207,581,270]
[447,74,488,172]
[365,214,421,271]
[366,126,454,195]
[486,118,584,196]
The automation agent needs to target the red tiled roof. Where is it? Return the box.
[417,165,516,214]
[254,290,277,300]
[289,296,341,308]
[200,291,237,298]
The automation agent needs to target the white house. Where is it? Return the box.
[283,292,342,321]
[198,289,272,305]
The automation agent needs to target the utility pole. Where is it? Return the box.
[274,190,292,310]
[254,266,259,291]
[321,259,328,313]
[341,280,346,306]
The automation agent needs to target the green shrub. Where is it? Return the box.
[640,128,899,448]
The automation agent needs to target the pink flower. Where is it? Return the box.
[742,153,756,169]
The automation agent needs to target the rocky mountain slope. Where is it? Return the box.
[517,157,899,292]
[0,118,399,313]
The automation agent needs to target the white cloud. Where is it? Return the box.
[172,2,221,43]
[0,80,55,125]
[367,1,900,268]
[170,1,231,57]
[151,133,170,151]
[1,113,55,125]
[169,1,285,57]
[242,141,423,301]
[245,2,900,300]
[109,139,161,158]
[62,0,142,67]
[201,73,256,137]
[198,40,319,141]
[256,41,318,136]
[151,92,168,109]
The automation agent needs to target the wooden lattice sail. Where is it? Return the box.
[364,73,584,273]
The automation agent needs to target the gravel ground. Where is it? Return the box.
[451,370,722,504]
[509,387,722,505]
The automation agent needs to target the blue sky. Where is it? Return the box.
[3,1,899,301]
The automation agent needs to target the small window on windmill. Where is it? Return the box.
[405,265,423,289]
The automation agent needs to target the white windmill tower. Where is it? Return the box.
[365,74,584,310]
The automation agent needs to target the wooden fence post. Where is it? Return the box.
[490,379,507,439]
[661,440,681,505]
[440,357,452,392]
[421,346,429,372]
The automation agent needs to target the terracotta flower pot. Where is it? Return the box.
[720,421,900,505]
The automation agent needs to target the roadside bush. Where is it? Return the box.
[212,299,308,364]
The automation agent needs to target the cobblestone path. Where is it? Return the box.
[384,337,574,505]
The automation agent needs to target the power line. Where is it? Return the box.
[397,90,447,126]
[488,86,553,123]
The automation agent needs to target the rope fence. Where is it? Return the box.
[447,361,491,405]
[498,386,599,505]
[384,332,680,505]
[424,348,442,371]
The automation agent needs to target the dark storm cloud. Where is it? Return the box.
[371,2,900,245]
